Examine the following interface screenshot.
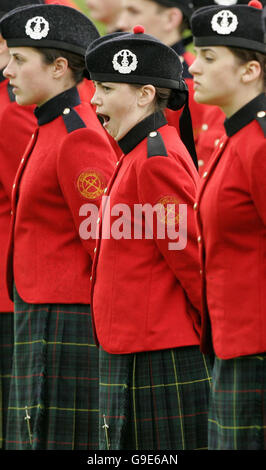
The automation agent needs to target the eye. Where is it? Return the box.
[102,85,112,93]
[14,55,24,64]
[202,50,216,63]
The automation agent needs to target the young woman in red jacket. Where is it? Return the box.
[1,4,116,449]
[189,0,266,449]
[0,0,44,450]
[85,26,213,450]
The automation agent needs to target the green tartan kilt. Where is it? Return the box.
[5,286,99,450]
[0,312,14,449]
[208,354,266,450]
[99,345,213,450]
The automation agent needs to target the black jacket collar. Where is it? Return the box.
[118,111,167,155]
[34,86,80,126]
[224,93,266,137]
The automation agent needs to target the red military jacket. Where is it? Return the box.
[0,73,37,311]
[6,86,116,304]
[90,111,202,354]
[194,104,226,176]
[195,93,266,359]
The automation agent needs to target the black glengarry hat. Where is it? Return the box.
[191,0,266,53]
[0,0,44,19]
[85,25,198,169]
[191,0,262,9]
[0,4,100,57]
[85,26,186,96]
[150,1,195,19]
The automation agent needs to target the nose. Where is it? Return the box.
[116,12,131,32]
[3,58,15,79]
[90,89,102,107]
[188,57,200,76]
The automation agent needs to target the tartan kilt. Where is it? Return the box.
[208,354,266,450]
[5,286,99,450]
[0,312,14,449]
[99,345,213,450]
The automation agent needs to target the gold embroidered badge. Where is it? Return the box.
[77,170,106,200]
[157,195,180,226]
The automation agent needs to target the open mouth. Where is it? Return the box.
[10,82,18,92]
[97,113,110,128]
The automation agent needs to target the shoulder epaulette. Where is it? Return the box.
[62,107,87,133]
[147,131,168,158]
[256,111,266,137]
[7,83,16,103]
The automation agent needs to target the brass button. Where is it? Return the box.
[63,108,71,115]
[202,123,208,131]
[193,202,198,210]
[149,131,157,137]
[202,171,208,178]
[198,159,204,167]
[197,235,202,243]
[257,111,265,118]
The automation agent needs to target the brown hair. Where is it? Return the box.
[38,48,85,84]
[231,47,266,92]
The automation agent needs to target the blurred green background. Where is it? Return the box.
[73,0,106,35]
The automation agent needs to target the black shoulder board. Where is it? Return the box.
[147,131,168,158]
[62,108,87,133]
[256,112,266,137]
[7,83,16,103]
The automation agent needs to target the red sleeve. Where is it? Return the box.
[57,127,116,260]
[138,154,202,314]
[0,103,37,200]
[249,138,266,226]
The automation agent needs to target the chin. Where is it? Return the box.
[193,92,206,104]
[15,96,30,106]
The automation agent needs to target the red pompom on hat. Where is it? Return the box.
[248,0,263,8]
[133,25,145,34]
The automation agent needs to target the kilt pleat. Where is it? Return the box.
[208,354,266,450]
[0,312,14,449]
[5,286,99,450]
[99,346,213,450]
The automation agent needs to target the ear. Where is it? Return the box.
[241,60,262,85]
[164,7,183,32]
[137,84,156,108]
[52,56,69,79]
[0,35,8,54]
